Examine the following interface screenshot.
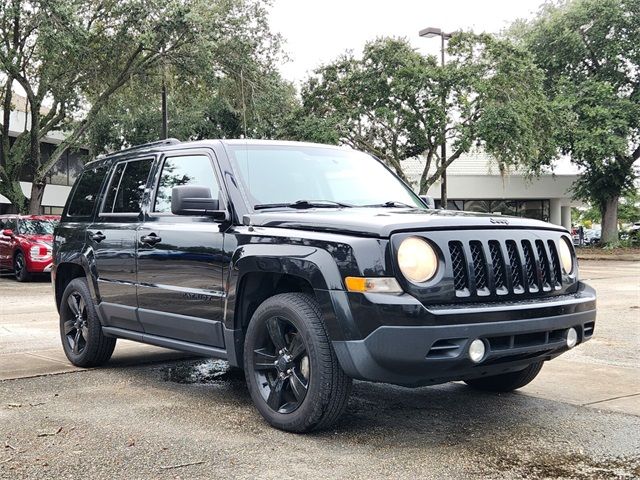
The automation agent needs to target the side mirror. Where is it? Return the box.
[420,195,435,209]
[171,185,228,221]
[1,229,14,237]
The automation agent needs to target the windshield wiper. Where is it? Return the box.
[363,200,416,208]
[254,200,353,210]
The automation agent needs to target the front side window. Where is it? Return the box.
[66,164,108,218]
[102,158,153,214]
[153,155,219,213]
[226,145,424,210]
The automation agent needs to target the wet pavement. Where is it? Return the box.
[1,360,639,479]
[0,260,638,478]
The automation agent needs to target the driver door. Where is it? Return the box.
[136,150,227,347]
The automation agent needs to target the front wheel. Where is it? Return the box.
[464,361,544,392]
[243,293,352,433]
[59,278,116,367]
[14,251,31,282]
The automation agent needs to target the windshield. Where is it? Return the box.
[17,219,57,235]
[226,144,425,210]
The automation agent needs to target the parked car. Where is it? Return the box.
[584,228,601,245]
[52,139,596,432]
[571,227,581,246]
[0,214,59,281]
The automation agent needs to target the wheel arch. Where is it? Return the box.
[224,244,346,367]
[54,259,94,313]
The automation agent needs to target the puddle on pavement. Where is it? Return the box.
[162,359,245,384]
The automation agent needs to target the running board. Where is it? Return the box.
[102,326,228,359]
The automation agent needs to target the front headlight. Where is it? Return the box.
[397,237,439,283]
[558,237,574,274]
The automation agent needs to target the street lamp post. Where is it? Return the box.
[419,27,452,209]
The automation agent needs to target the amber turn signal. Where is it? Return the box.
[344,277,403,293]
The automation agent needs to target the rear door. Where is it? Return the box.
[136,150,227,347]
[89,157,154,332]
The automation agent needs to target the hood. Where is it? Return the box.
[244,208,566,238]
[20,234,53,245]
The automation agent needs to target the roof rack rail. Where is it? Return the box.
[99,138,181,158]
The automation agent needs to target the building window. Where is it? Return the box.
[440,198,551,221]
[46,146,88,186]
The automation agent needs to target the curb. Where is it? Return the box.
[578,255,640,262]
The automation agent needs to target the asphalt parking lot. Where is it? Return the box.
[0,260,638,479]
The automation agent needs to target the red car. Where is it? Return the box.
[0,214,60,281]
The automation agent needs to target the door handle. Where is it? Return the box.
[140,233,162,246]
[90,231,106,243]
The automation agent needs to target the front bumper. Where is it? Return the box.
[26,257,53,273]
[331,282,596,387]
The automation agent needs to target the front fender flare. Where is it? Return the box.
[224,243,354,367]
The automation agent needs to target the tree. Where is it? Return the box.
[0,0,201,213]
[0,0,278,214]
[86,0,295,152]
[517,0,640,244]
[295,36,556,193]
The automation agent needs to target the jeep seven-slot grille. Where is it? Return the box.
[470,241,488,294]
[449,238,564,298]
[449,242,468,292]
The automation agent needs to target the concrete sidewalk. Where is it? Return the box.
[0,341,195,381]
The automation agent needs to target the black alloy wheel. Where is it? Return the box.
[244,293,352,433]
[59,278,116,367]
[63,291,89,356]
[252,315,310,414]
[14,251,30,282]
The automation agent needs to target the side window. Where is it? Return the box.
[66,164,108,218]
[102,158,153,214]
[154,155,220,213]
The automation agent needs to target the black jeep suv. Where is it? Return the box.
[53,139,596,432]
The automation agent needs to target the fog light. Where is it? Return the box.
[566,327,578,349]
[469,339,486,363]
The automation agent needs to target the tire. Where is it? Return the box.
[14,251,31,282]
[464,361,544,392]
[243,293,352,433]
[59,278,116,367]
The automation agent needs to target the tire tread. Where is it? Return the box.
[245,292,352,432]
[60,278,116,368]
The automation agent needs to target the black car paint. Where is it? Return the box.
[52,139,596,387]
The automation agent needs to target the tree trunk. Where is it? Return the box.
[600,195,619,244]
[0,180,27,213]
[28,180,46,215]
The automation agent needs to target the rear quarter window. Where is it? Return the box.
[65,164,109,219]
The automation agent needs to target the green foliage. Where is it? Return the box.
[516,0,640,243]
[618,188,640,224]
[86,0,295,152]
[297,35,556,192]
[0,0,287,213]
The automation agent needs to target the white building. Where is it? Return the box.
[402,150,580,230]
[0,93,84,214]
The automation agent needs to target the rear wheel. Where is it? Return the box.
[464,361,544,392]
[14,251,30,282]
[244,293,352,432]
[59,278,116,367]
